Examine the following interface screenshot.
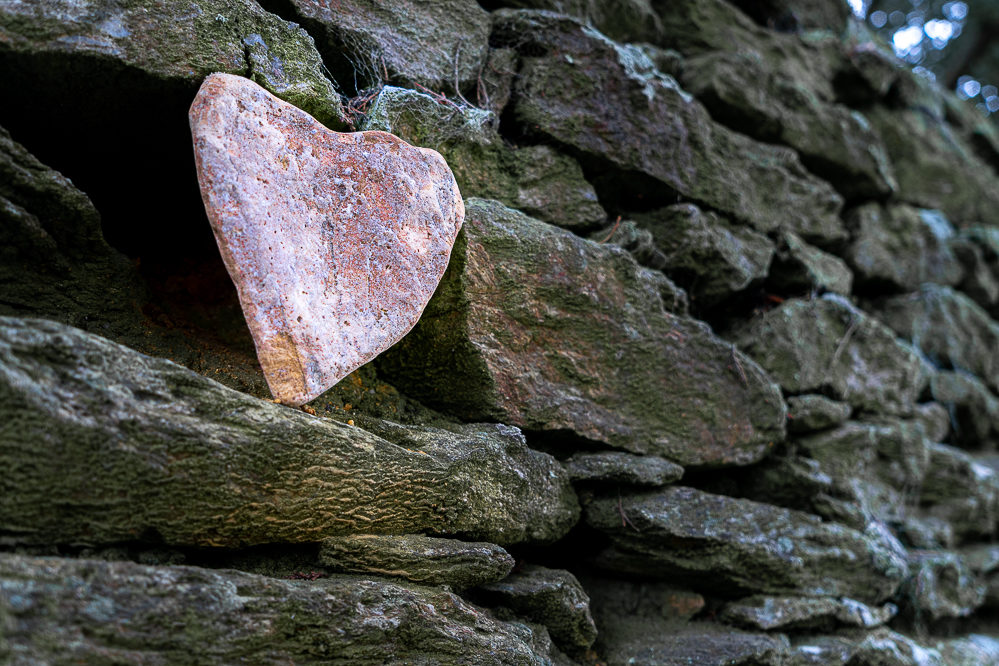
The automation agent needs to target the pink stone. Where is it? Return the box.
[189,73,464,406]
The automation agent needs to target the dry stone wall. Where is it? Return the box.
[3,0,999,664]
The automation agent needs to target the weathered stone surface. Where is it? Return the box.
[362,86,606,232]
[731,295,925,416]
[845,204,963,292]
[681,50,896,201]
[790,629,944,666]
[913,401,952,444]
[0,0,346,128]
[720,595,896,631]
[920,444,999,541]
[787,394,852,434]
[265,0,489,93]
[875,285,999,395]
[563,451,684,486]
[928,371,999,449]
[0,317,578,548]
[0,553,557,665]
[628,204,775,307]
[864,104,999,227]
[953,230,999,315]
[475,565,597,656]
[769,231,853,296]
[597,621,789,666]
[318,534,514,589]
[490,0,663,44]
[896,550,985,624]
[963,544,999,608]
[493,10,845,244]
[586,486,908,603]
[190,74,463,406]
[381,199,786,467]
[937,635,999,666]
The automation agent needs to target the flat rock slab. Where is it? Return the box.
[190,73,463,406]
[473,565,597,656]
[563,452,684,486]
[380,199,786,467]
[0,317,577,548]
[318,534,514,589]
[0,553,556,665]
[720,595,896,631]
[731,294,925,416]
[585,486,908,604]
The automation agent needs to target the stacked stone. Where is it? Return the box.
[2,0,999,664]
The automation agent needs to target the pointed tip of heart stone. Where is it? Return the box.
[189,73,464,406]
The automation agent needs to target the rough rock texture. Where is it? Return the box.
[318,534,514,589]
[0,0,346,128]
[586,487,908,603]
[475,565,597,656]
[681,49,896,201]
[769,231,854,296]
[361,86,606,232]
[897,550,985,624]
[787,395,852,434]
[846,204,963,292]
[493,10,845,244]
[563,451,684,486]
[0,553,558,665]
[920,443,999,541]
[628,204,774,307]
[381,199,786,467]
[720,595,896,631]
[928,370,999,449]
[191,73,463,405]
[731,295,924,415]
[263,0,490,93]
[875,285,999,395]
[0,317,578,547]
[954,226,999,314]
[596,621,789,666]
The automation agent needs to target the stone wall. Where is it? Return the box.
[2,1,999,664]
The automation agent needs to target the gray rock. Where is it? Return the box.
[0,553,556,665]
[928,371,999,449]
[598,621,790,666]
[920,444,999,541]
[875,284,999,395]
[897,551,985,624]
[936,635,999,666]
[563,452,684,486]
[681,49,896,200]
[381,199,786,467]
[720,595,896,631]
[913,401,952,445]
[585,486,908,603]
[475,565,597,656]
[962,544,999,608]
[263,0,490,93]
[865,104,999,227]
[845,204,963,292]
[362,86,606,232]
[493,10,846,245]
[770,231,854,296]
[0,0,346,128]
[488,0,664,44]
[953,226,999,315]
[630,204,775,307]
[790,628,944,666]
[318,535,514,589]
[727,0,852,33]
[787,394,852,434]
[731,295,924,416]
[0,317,578,548]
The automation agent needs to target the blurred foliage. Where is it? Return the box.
[851,0,999,116]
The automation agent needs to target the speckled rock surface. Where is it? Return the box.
[720,595,896,631]
[0,553,557,665]
[381,199,786,467]
[731,295,924,416]
[191,73,463,406]
[318,534,514,589]
[0,317,578,548]
[563,451,684,486]
[787,395,852,434]
[586,486,908,604]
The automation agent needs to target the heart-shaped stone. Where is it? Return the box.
[189,73,463,406]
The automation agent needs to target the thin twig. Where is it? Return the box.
[829,316,860,373]
[598,216,623,244]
